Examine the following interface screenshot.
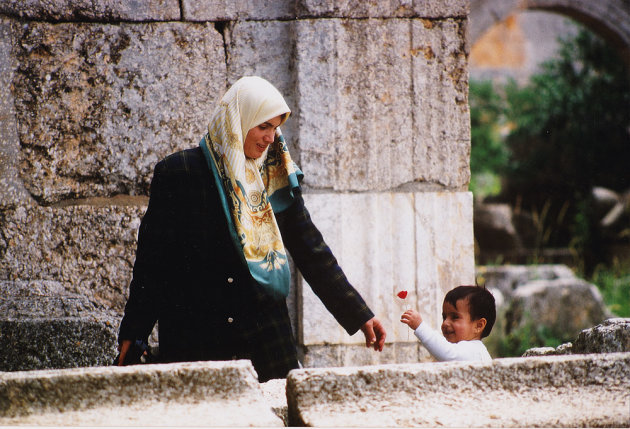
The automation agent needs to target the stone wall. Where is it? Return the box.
[0,0,473,369]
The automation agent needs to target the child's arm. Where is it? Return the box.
[414,323,489,362]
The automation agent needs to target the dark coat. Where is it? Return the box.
[118,147,374,381]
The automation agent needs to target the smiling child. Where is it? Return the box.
[400,285,496,362]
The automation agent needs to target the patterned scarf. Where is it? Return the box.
[199,76,303,299]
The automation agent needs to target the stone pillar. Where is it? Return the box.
[0,0,473,370]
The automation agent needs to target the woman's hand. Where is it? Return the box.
[400,309,422,330]
[360,317,386,351]
[117,339,133,366]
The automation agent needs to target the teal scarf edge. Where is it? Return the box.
[199,135,300,300]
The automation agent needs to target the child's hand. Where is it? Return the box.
[400,309,422,330]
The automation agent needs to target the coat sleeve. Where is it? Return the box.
[276,190,374,335]
[118,161,171,343]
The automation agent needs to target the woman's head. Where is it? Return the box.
[216,76,290,159]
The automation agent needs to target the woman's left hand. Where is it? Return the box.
[360,317,386,351]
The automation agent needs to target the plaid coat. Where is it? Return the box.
[118,147,374,381]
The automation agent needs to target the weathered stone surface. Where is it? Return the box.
[228,18,470,192]
[301,343,433,368]
[477,264,575,299]
[299,191,474,359]
[287,353,630,427]
[11,20,226,205]
[474,202,523,251]
[0,360,284,426]
[0,19,34,210]
[297,0,469,18]
[506,277,611,343]
[573,318,630,354]
[524,318,630,356]
[0,204,145,311]
[0,0,180,21]
[0,280,119,371]
[183,0,296,21]
[182,0,469,20]
[292,18,470,191]
[477,265,612,357]
[225,20,300,155]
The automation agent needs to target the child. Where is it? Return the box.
[400,285,496,362]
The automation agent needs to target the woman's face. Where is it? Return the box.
[243,115,283,159]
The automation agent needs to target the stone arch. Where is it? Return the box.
[470,0,630,67]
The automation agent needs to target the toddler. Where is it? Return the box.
[400,285,496,361]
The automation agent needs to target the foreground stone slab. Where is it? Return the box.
[287,353,630,427]
[0,360,283,426]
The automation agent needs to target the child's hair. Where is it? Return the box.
[444,285,496,338]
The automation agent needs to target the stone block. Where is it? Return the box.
[477,264,576,298]
[0,19,33,209]
[10,20,226,205]
[182,0,469,20]
[296,0,468,18]
[508,277,611,342]
[0,280,119,371]
[0,204,146,311]
[0,360,284,426]
[298,191,474,351]
[0,0,180,21]
[287,353,630,427]
[573,318,630,354]
[294,18,470,191]
[227,18,469,192]
[300,342,433,368]
[225,20,300,154]
[183,0,296,21]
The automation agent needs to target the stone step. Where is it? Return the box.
[287,352,630,427]
[0,360,284,426]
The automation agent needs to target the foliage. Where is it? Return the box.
[468,81,509,199]
[589,259,630,317]
[503,29,630,267]
[470,27,630,272]
[496,315,569,358]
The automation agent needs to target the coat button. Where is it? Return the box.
[227,317,234,323]
[227,277,234,284]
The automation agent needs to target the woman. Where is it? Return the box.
[117,76,385,382]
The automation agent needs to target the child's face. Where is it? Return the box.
[441,298,483,343]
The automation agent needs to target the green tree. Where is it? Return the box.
[501,29,630,269]
[468,80,509,199]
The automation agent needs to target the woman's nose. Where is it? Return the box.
[263,131,274,143]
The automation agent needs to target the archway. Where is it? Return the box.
[470,0,630,67]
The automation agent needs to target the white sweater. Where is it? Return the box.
[414,322,492,362]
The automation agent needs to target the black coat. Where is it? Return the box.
[119,147,374,381]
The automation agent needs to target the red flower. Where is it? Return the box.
[397,290,408,299]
